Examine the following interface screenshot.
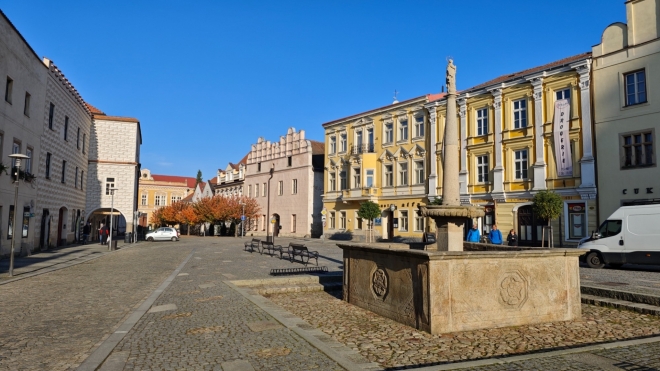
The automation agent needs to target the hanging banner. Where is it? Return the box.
[553,99,573,177]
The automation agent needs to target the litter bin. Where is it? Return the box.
[124,233,132,243]
[266,236,273,243]
[111,240,118,250]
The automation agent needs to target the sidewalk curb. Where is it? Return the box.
[226,281,381,371]
[0,243,139,286]
[75,249,195,371]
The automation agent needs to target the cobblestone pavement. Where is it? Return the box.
[113,237,345,371]
[581,264,660,297]
[0,243,192,371]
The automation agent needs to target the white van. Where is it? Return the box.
[578,204,660,268]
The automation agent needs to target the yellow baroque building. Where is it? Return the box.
[137,169,196,228]
[426,53,598,246]
[322,95,436,241]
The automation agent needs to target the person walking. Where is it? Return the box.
[101,224,109,245]
[99,223,104,244]
[507,229,519,246]
[489,224,503,245]
[82,223,91,245]
[466,224,480,242]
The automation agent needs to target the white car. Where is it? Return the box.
[146,227,179,242]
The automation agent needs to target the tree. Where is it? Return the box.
[196,170,203,186]
[429,197,443,205]
[149,207,166,227]
[532,190,563,247]
[357,201,381,243]
[226,195,261,237]
[178,203,200,236]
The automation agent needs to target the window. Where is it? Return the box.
[292,179,298,194]
[330,136,336,154]
[356,212,363,230]
[141,194,148,206]
[24,92,30,116]
[414,115,424,138]
[329,172,336,191]
[329,212,335,229]
[567,203,587,239]
[366,169,374,187]
[257,162,261,172]
[415,215,425,232]
[340,133,347,152]
[48,103,55,129]
[556,88,570,101]
[278,180,283,195]
[81,170,84,190]
[7,206,29,239]
[287,156,292,167]
[384,123,393,143]
[625,70,647,106]
[172,195,181,204]
[262,183,266,197]
[385,165,393,186]
[399,119,408,141]
[513,99,527,128]
[255,184,260,197]
[106,177,115,195]
[25,147,32,173]
[340,211,346,229]
[399,163,408,186]
[477,155,489,183]
[82,133,86,154]
[415,161,424,184]
[155,194,165,206]
[353,167,361,188]
[514,150,528,180]
[291,214,296,233]
[45,153,52,179]
[622,131,654,168]
[77,128,80,149]
[11,142,20,168]
[248,185,252,197]
[597,219,622,238]
[477,108,488,136]
[340,171,347,190]
[399,211,409,231]
[61,160,66,183]
[64,116,69,141]
[5,76,13,103]
[75,167,79,188]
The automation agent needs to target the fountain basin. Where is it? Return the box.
[339,243,584,334]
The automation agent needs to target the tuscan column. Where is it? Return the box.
[427,106,438,199]
[458,98,469,198]
[530,77,547,190]
[576,61,596,189]
[491,89,505,196]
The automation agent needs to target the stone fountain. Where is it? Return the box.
[338,60,584,335]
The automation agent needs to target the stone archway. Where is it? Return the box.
[86,208,127,243]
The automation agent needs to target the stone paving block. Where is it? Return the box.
[147,303,177,313]
[177,273,189,276]
[220,359,255,371]
[198,283,216,289]
[246,320,283,332]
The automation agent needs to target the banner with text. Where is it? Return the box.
[553,99,573,177]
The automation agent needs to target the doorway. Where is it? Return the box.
[40,209,50,249]
[57,207,65,246]
[273,214,280,237]
[517,205,546,246]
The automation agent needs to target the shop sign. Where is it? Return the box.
[374,217,382,226]
[553,99,573,177]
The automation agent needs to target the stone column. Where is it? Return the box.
[491,89,505,196]
[577,61,596,188]
[530,78,547,190]
[427,107,438,199]
[458,98,469,197]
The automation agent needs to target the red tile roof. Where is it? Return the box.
[85,103,105,115]
[182,193,194,202]
[310,140,325,155]
[238,152,249,165]
[462,52,591,93]
[151,174,197,188]
[426,93,446,102]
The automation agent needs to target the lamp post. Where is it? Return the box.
[239,201,245,238]
[266,164,274,243]
[109,188,118,250]
[8,153,30,277]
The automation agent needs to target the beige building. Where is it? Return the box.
[244,127,324,238]
[137,169,196,228]
[592,0,660,221]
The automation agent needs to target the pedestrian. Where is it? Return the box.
[101,225,109,245]
[466,223,480,242]
[507,229,519,246]
[82,223,91,245]
[489,224,503,245]
[99,223,104,244]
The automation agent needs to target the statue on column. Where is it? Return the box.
[446,59,456,94]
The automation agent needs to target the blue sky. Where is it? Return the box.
[1,1,623,180]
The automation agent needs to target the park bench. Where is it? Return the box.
[282,243,319,266]
[244,238,261,254]
[260,241,284,257]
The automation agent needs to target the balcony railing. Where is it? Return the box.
[351,143,375,155]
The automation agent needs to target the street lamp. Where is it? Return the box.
[239,201,245,238]
[266,163,274,243]
[8,153,30,277]
[109,188,118,251]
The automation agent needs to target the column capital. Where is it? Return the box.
[490,88,503,100]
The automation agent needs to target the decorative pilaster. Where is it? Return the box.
[530,77,547,190]
[427,107,438,199]
[491,89,505,196]
[576,61,596,190]
[458,98,469,197]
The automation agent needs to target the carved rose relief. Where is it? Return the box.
[372,268,388,297]
[499,271,528,308]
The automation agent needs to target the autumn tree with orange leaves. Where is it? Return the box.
[225,195,261,236]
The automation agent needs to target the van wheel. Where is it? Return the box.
[147,237,154,242]
[608,263,623,269]
[586,252,605,269]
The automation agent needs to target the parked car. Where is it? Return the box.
[146,227,179,242]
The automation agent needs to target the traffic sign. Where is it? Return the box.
[241,215,246,221]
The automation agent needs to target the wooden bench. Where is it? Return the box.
[244,238,261,253]
[260,241,284,257]
[282,243,319,266]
